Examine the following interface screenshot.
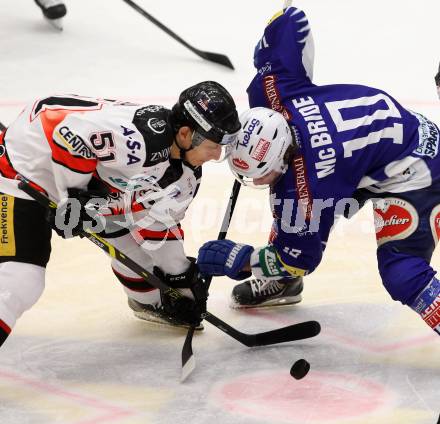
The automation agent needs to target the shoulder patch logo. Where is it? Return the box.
[147,118,166,134]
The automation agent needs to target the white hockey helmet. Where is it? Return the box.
[227,107,296,187]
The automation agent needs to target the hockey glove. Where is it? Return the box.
[154,259,208,326]
[46,187,108,239]
[197,240,253,280]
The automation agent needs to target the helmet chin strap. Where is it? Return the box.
[174,136,198,169]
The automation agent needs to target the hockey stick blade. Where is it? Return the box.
[194,51,234,70]
[204,314,320,347]
[181,325,196,382]
[253,320,321,346]
[122,0,234,69]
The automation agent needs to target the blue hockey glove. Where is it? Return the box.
[197,240,253,280]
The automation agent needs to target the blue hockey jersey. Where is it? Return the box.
[247,7,440,278]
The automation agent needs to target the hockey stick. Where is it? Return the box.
[121,0,234,70]
[18,179,320,366]
[181,179,242,380]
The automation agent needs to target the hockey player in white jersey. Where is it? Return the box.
[0,81,241,347]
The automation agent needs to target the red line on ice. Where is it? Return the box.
[0,368,137,424]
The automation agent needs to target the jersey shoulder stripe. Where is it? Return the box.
[40,110,97,174]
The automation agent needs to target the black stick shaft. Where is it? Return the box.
[182,179,241,377]
[218,179,241,239]
[121,0,234,69]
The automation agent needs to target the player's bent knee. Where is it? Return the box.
[0,261,46,328]
[377,247,436,305]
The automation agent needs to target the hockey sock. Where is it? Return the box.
[410,277,440,335]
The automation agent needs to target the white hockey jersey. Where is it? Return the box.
[0,95,201,265]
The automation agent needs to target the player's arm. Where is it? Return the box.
[250,6,315,99]
[196,216,324,281]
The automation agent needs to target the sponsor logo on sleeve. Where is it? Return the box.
[413,112,439,159]
[429,204,440,245]
[373,197,419,246]
[258,61,272,76]
[55,126,94,159]
[263,75,292,121]
[293,155,313,220]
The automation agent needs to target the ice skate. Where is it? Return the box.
[230,277,303,309]
[128,298,204,331]
[34,0,67,30]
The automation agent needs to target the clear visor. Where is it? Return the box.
[219,130,240,146]
[192,130,238,163]
[192,129,239,147]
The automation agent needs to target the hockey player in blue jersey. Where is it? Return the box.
[196,6,440,335]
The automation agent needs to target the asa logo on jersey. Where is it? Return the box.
[373,198,419,246]
[121,125,142,165]
[251,138,270,161]
[232,158,249,170]
[239,119,260,147]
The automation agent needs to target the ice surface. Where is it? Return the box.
[0,1,439,423]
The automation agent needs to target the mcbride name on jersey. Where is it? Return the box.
[247,8,440,278]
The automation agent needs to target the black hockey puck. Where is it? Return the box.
[290,359,310,380]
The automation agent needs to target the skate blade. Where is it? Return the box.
[229,294,302,310]
[132,310,204,331]
[45,18,63,30]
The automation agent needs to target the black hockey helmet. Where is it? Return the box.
[171,81,241,146]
